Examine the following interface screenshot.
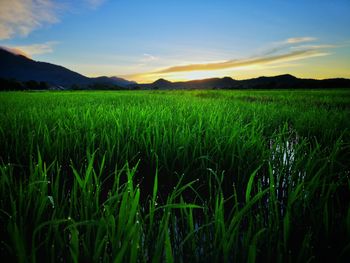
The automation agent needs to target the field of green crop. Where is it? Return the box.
[1,90,350,262]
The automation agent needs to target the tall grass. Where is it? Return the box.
[0,90,349,262]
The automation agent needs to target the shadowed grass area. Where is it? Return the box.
[0,89,350,262]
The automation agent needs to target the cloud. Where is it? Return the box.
[261,36,318,56]
[141,53,158,62]
[152,49,328,74]
[0,46,29,57]
[285,37,317,44]
[132,37,333,79]
[14,41,58,56]
[0,1,108,40]
[0,0,59,40]
[290,44,338,50]
[1,41,58,58]
[85,0,105,9]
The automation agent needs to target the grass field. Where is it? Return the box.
[1,89,350,262]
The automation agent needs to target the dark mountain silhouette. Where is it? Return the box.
[134,74,350,90]
[142,78,173,89]
[181,76,238,89]
[1,47,350,90]
[0,48,134,88]
[139,77,238,90]
[109,76,136,86]
[153,78,172,86]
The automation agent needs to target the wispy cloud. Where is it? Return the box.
[85,0,106,9]
[141,53,158,62]
[135,37,332,77]
[285,37,317,44]
[153,49,328,74]
[15,41,58,56]
[290,44,338,50]
[261,36,318,56]
[0,41,58,58]
[0,0,59,40]
[0,46,29,57]
[0,0,108,40]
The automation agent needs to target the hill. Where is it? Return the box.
[0,48,134,89]
[1,47,350,90]
[134,74,350,90]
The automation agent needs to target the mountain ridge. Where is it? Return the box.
[1,47,350,90]
[0,48,135,88]
[135,74,350,90]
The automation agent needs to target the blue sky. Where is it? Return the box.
[1,0,350,82]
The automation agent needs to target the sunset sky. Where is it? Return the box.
[1,0,350,83]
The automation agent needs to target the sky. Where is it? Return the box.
[1,0,350,83]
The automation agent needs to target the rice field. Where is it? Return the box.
[0,89,349,262]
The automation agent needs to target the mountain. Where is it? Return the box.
[0,48,90,87]
[140,78,173,89]
[109,76,136,86]
[139,77,238,90]
[0,48,134,88]
[133,74,350,90]
[1,47,350,90]
[180,76,237,89]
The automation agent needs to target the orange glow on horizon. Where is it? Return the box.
[122,65,350,84]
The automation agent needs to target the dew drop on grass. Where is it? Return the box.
[48,195,55,208]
